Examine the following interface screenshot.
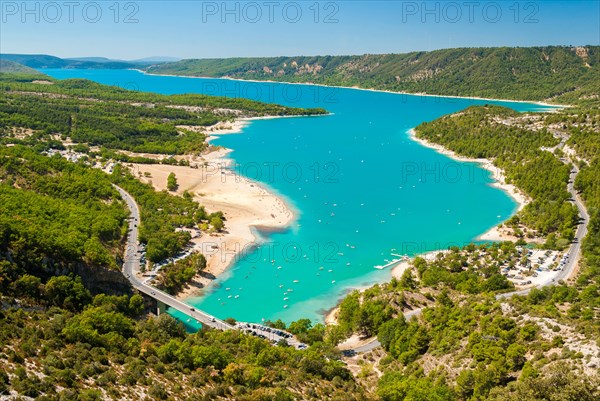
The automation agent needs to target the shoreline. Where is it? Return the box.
[324,250,444,325]
[137,69,570,109]
[129,69,547,309]
[406,128,530,243]
[128,119,297,301]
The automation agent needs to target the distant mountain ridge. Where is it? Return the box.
[0,53,137,69]
[0,59,46,75]
[145,46,600,104]
[0,54,180,70]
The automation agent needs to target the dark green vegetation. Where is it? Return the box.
[335,242,518,339]
[0,146,128,280]
[416,105,579,242]
[373,290,600,401]
[331,243,599,400]
[156,252,207,295]
[0,293,366,400]
[0,145,214,286]
[166,172,178,191]
[329,261,600,400]
[0,74,326,155]
[568,107,600,290]
[147,46,600,105]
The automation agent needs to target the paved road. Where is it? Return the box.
[554,165,588,282]
[351,164,589,353]
[113,184,234,331]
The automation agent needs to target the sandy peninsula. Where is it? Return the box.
[128,121,294,299]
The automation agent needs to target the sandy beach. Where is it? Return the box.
[128,123,294,300]
[407,128,530,242]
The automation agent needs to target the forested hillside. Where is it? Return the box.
[146,46,600,104]
[0,74,326,154]
[415,105,579,241]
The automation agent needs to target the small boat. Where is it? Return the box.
[331,280,336,284]
[283,297,288,301]
[234,295,239,299]
[283,305,288,309]
[293,279,299,283]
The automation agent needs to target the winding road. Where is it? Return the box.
[351,161,589,353]
[113,152,589,354]
[113,184,234,331]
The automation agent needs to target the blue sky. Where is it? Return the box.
[1,1,599,59]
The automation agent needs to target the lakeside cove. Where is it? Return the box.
[42,68,560,324]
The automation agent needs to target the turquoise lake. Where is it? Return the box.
[43,69,555,326]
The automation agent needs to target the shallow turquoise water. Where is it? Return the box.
[43,69,555,325]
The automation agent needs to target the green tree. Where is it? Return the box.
[44,275,92,311]
[12,274,41,299]
[128,294,145,317]
[506,343,526,371]
[166,172,178,191]
[210,215,224,232]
